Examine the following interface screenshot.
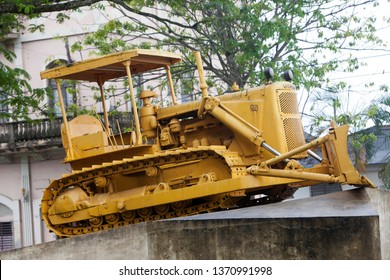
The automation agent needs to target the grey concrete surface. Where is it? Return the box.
[182,186,378,219]
[365,188,390,260]
[0,188,381,260]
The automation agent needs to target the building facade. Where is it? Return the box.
[0,7,127,249]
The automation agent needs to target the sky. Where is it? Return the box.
[298,0,390,130]
[328,1,390,102]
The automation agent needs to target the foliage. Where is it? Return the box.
[76,0,385,94]
[0,52,48,121]
[1,0,387,117]
[0,0,109,120]
[0,3,46,120]
[367,93,390,126]
[306,84,390,175]
[350,94,390,175]
[373,94,390,189]
[0,0,103,15]
[306,83,367,135]
[379,160,390,189]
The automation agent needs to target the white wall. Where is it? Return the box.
[0,150,67,246]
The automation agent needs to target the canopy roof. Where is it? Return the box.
[40,49,182,83]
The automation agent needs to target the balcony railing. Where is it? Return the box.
[0,118,63,144]
[0,113,133,151]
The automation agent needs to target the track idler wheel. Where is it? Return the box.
[137,207,153,218]
[171,200,190,211]
[105,213,120,224]
[89,217,103,228]
[121,210,136,221]
[154,204,170,215]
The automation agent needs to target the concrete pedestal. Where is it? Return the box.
[0,188,380,260]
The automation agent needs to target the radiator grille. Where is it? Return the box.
[279,91,300,114]
[283,118,306,152]
[278,90,306,157]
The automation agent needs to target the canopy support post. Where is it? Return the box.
[55,79,74,160]
[123,61,142,145]
[165,65,177,105]
[97,75,110,135]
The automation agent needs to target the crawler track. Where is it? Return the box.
[41,146,289,237]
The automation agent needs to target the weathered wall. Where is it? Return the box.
[0,188,382,260]
[365,188,390,260]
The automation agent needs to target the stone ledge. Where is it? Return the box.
[0,188,380,260]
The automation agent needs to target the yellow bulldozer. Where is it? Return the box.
[40,49,375,237]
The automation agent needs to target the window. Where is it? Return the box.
[0,222,13,251]
[46,60,76,117]
[0,90,8,123]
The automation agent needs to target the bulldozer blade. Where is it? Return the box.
[319,124,376,188]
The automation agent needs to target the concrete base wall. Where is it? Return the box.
[0,188,382,260]
[365,188,390,259]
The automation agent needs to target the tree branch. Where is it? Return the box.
[0,0,105,15]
